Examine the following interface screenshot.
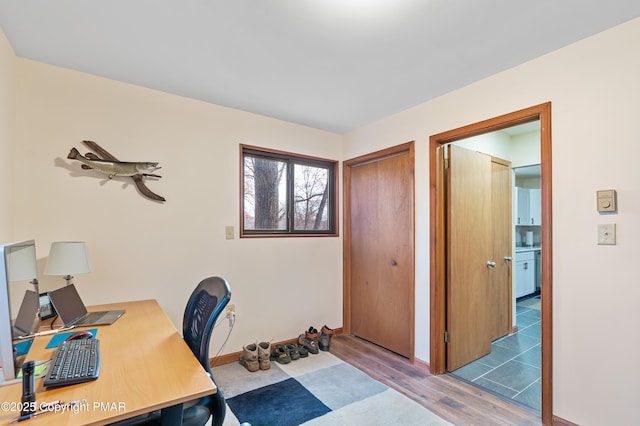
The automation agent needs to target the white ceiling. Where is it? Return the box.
[1,1,639,134]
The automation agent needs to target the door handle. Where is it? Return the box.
[390,259,397,266]
[486,261,496,268]
[504,256,512,262]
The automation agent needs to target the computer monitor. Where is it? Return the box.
[0,240,38,383]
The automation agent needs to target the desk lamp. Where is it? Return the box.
[44,241,91,286]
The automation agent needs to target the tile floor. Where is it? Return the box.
[450,295,541,412]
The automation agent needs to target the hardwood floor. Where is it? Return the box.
[329,334,541,426]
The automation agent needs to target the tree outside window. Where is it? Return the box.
[242,145,337,236]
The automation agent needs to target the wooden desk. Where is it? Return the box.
[0,300,216,425]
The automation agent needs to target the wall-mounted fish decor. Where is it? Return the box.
[67,140,166,202]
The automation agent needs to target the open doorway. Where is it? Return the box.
[429,103,553,425]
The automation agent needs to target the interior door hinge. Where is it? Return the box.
[443,158,449,169]
[444,331,450,343]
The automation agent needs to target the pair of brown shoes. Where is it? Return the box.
[239,341,271,372]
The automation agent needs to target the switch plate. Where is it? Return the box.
[597,223,616,245]
[225,226,234,240]
[597,189,617,212]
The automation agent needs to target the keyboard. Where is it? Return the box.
[43,339,101,387]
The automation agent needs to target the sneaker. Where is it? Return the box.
[239,343,259,372]
[298,327,320,355]
[319,325,335,351]
[258,341,271,370]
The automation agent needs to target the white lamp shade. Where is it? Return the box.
[44,242,92,276]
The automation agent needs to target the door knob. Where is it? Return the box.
[504,256,512,262]
[391,259,398,266]
[486,261,496,268]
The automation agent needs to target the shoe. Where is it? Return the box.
[298,344,309,358]
[258,341,271,370]
[285,343,300,361]
[319,325,335,351]
[298,327,320,355]
[239,343,259,372]
[270,345,291,364]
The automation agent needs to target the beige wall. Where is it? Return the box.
[10,58,343,358]
[0,28,15,241]
[344,16,640,426]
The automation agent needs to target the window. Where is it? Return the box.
[241,145,338,236]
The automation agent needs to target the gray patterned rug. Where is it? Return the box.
[213,350,451,426]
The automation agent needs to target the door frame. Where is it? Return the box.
[343,141,415,363]
[429,103,552,424]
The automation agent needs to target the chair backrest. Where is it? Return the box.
[182,276,231,377]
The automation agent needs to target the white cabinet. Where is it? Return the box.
[515,251,535,298]
[516,187,541,226]
[517,187,530,225]
[529,189,541,225]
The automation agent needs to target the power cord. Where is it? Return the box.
[209,309,235,368]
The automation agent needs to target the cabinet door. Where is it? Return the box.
[529,189,541,225]
[517,187,530,225]
[515,252,535,298]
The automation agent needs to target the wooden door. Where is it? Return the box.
[446,145,493,370]
[349,149,414,358]
[489,158,512,341]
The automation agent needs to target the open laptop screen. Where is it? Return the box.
[13,290,39,336]
[48,285,88,325]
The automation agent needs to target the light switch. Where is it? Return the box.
[225,226,234,240]
[597,223,616,245]
[597,189,617,212]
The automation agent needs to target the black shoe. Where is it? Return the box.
[319,325,334,351]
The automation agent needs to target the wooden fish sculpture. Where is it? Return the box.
[68,148,160,178]
[68,140,166,202]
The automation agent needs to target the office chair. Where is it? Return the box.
[109,276,231,426]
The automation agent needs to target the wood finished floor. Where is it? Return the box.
[329,334,541,426]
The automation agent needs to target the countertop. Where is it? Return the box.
[515,245,541,253]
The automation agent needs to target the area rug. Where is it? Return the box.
[212,351,451,426]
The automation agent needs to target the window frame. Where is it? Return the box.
[240,144,339,238]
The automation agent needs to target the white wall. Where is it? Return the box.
[10,59,344,359]
[344,17,640,426]
[0,28,15,242]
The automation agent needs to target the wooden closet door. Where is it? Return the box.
[349,151,413,358]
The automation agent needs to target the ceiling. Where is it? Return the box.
[1,1,639,134]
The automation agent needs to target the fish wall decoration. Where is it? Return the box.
[67,140,166,202]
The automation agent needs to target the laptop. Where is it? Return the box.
[48,284,125,327]
[11,290,39,339]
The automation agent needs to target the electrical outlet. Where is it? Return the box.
[226,304,235,315]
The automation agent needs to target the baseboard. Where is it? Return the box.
[413,356,430,373]
[210,327,344,368]
[552,415,580,426]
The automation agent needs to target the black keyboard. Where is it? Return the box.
[43,339,101,387]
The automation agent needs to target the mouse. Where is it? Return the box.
[65,330,94,341]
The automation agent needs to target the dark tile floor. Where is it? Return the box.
[450,295,541,412]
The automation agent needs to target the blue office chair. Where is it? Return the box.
[110,276,231,426]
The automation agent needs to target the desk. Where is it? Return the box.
[0,300,216,425]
